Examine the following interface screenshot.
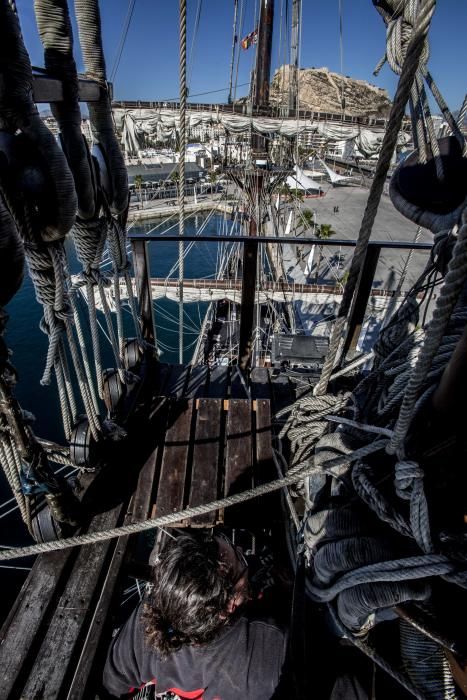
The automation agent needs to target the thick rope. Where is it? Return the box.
[85,278,104,399]
[327,605,427,700]
[0,433,30,529]
[58,339,78,425]
[34,0,95,220]
[68,292,100,414]
[278,392,352,468]
[64,318,101,439]
[388,208,467,455]
[54,353,72,439]
[73,0,128,214]
[308,554,456,603]
[314,0,437,396]
[178,0,187,363]
[0,1,77,239]
[0,459,361,562]
[24,242,72,388]
[458,94,467,138]
[400,620,458,700]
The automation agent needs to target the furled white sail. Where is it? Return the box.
[114,108,408,160]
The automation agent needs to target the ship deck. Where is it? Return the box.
[0,361,318,699]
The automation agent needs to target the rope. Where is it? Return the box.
[85,278,104,399]
[74,0,128,214]
[22,240,72,387]
[457,93,467,142]
[0,1,77,239]
[64,318,101,440]
[314,0,437,396]
[308,555,456,603]
[34,0,95,220]
[278,392,352,468]
[327,605,427,700]
[54,351,73,439]
[178,0,187,363]
[58,339,78,427]
[0,433,30,529]
[109,0,136,83]
[388,208,467,455]
[0,459,357,562]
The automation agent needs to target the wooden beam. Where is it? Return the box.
[0,550,75,698]
[32,75,103,103]
[153,399,194,523]
[188,398,223,527]
[20,505,124,698]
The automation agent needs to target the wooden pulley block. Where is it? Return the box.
[30,497,62,543]
[69,416,100,470]
[58,131,97,221]
[91,143,113,207]
[123,338,144,371]
[0,194,24,307]
[0,131,71,243]
[102,368,127,415]
[390,136,467,233]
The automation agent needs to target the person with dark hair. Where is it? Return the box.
[103,532,288,699]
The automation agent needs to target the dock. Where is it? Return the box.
[127,199,234,222]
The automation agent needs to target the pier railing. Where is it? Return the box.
[128,232,432,365]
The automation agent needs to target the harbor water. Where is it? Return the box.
[0,213,232,613]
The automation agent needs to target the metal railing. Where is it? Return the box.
[113,99,389,127]
[128,232,432,364]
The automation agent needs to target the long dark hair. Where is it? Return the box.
[143,533,236,656]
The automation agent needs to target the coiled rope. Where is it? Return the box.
[388,208,467,455]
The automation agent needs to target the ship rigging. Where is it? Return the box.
[0,0,467,698]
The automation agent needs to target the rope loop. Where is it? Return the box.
[72,216,108,270]
[385,9,430,77]
[394,459,424,500]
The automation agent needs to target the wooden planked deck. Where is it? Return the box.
[0,361,305,699]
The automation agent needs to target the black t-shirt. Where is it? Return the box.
[103,602,288,700]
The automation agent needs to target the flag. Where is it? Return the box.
[241,29,258,50]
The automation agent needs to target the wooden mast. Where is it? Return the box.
[238,0,274,370]
[289,0,300,116]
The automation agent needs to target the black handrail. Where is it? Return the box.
[128,232,432,251]
[130,235,433,361]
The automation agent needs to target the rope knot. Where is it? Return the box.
[395,459,433,554]
[384,6,430,76]
[395,459,424,499]
[82,267,111,287]
[116,260,131,275]
[54,302,73,322]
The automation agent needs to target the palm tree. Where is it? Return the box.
[278,183,303,203]
[298,209,314,233]
[314,223,335,283]
[134,174,143,209]
[289,187,304,203]
[169,169,180,198]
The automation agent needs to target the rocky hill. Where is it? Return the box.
[270,65,391,118]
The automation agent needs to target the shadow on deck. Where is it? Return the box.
[0,361,313,699]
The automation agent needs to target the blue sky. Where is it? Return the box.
[17,0,466,111]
